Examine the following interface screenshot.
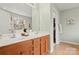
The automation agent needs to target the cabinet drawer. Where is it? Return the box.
[18,40,32,46]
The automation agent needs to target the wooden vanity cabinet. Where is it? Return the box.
[0,35,49,55]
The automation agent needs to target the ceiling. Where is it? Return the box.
[54,3,79,11]
[0,3,79,16]
[0,3,32,17]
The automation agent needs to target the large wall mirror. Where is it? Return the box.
[9,14,32,33]
[0,8,32,35]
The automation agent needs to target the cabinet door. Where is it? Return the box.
[19,40,33,55]
[33,38,40,55]
[45,35,49,54]
[0,44,19,55]
[40,35,49,55]
[0,49,2,54]
[40,36,46,55]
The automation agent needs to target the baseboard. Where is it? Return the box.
[49,49,54,53]
[49,43,56,53]
[61,40,79,45]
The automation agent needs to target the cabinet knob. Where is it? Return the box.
[19,52,23,55]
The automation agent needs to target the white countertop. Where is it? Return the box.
[0,32,49,47]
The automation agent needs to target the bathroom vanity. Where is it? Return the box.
[0,32,49,55]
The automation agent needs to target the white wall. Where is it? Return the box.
[32,3,51,32]
[39,3,51,32]
[32,4,40,32]
[49,4,59,53]
[60,7,79,43]
[0,9,10,34]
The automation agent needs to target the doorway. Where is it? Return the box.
[53,18,56,43]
